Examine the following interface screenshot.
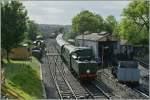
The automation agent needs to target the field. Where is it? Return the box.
[2,57,43,99]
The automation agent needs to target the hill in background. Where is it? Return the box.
[37,24,71,38]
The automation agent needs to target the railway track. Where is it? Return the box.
[124,83,149,99]
[46,39,77,99]
[46,39,115,99]
[103,69,149,99]
[133,88,149,99]
[45,38,149,99]
[46,39,123,99]
[83,80,116,99]
[84,83,110,99]
[134,58,149,68]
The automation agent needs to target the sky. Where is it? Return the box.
[22,1,130,25]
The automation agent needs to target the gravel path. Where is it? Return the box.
[97,69,148,99]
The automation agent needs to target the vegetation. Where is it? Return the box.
[54,27,65,34]
[63,32,77,40]
[1,0,43,62]
[2,57,43,99]
[123,0,149,32]
[26,20,40,41]
[72,10,104,35]
[1,0,28,62]
[66,10,118,40]
[119,0,149,44]
[65,0,148,45]
[104,15,118,36]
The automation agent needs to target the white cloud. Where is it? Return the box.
[22,1,130,25]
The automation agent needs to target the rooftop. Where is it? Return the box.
[75,32,117,42]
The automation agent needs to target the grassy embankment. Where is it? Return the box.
[2,57,43,99]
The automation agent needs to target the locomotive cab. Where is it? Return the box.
[71,47,93,61]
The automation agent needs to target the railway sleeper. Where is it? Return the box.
[62,93,74,99]
[74,93,86,99]
[94,95,107,99]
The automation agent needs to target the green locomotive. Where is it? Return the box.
[56,34,98,80]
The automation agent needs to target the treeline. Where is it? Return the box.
[1,0,42,61]
[65,0,149,45]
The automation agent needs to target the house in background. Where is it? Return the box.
[10,43,32,60]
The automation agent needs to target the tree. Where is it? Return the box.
[1,0,28,62]
[58,27,65,34]
[104,15,118,35]
[123,0,149,32]
[119,0,149,44]
[119,18,148,44]
[27,20,39,41]
[95,14,105,32]
[72,10,104,35]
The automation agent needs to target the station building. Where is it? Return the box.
[75,32,118,66]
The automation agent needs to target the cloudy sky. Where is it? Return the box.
[22,1,130,25]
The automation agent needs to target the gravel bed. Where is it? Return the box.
[43,39,88,99]
[52,40,88,99]
[60,62,88,98]
[97,69,148,99]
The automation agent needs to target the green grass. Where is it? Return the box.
[3,57,43,99]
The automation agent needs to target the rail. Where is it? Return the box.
[134,58,149,68]
[83,81,112,99]
[46,39,77,99]
[91,81,112,99]
[133,88,149,99]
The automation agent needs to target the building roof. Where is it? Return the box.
[75,32,117,42]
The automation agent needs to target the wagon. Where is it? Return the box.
[117,61,140,84]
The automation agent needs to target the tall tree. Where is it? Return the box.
[104,15,117,34]
[119,0,149,44]
[1,0,28,62]
[123,0,149,32]
[72,10,104,35]
[119,18,148,44]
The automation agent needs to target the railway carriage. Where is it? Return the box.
[56,34,98,80]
